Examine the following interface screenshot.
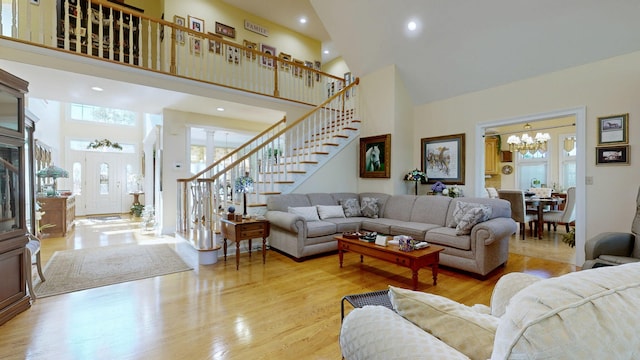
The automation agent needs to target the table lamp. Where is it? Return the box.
[234,172,254,217]
[36,164,69,196]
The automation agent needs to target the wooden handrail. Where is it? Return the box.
[184,78,359,185]
[177,116,287,182]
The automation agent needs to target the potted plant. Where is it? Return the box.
[562,226,575,247]
[130,203,145,217]
[267,147,281,164]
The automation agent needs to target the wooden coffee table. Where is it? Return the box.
[336,236,444,290]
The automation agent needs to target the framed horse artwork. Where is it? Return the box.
[421,133,465,185]
[360,134,391,178]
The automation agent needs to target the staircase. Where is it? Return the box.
[176,79,360,251]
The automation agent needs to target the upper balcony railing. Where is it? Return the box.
[0,0,346,107]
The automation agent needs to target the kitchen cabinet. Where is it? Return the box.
[485,137,499,175]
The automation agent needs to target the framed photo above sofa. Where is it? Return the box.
[421,133,465,185]
[360,134,391,178]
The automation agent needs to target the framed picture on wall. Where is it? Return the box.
[278,52,291,71]
[260,44,276,68]
[208,33,223,55]
[243,40,258,60]
[190,37,202,55]
[597,113,628,145]
[596,145,630,165]
[421,133,465,184]
[174,15,186,45]
[359,134,391,178]
[188,15,205,33]
[215,22,236,38]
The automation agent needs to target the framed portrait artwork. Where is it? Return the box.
[173,15,186,45]
[243,40,258,60]
[226,44,240,64]
[216,22,236,38]
[208,33,223,55]
[190,37,202,55]
[260,44,276,68]
[278,52,291,71]
[292,59,304,77]
[359,134,391,178]
[596,145,630,165]
[598,113,628,145]
[188,15,204,33]
[314,61,321,81]
[304,60,314,87]
[421,133,466,184]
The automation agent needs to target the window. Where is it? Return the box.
[515,148,549,190]
[70,103,136,126]
[72,162,82,195]
[559,134,577,190]
[99,163,109,194]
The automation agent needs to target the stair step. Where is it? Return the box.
[257,180,294,184]
[260,170,306,175]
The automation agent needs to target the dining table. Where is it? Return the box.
[525,197,564,239]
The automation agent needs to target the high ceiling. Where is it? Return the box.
[309,0,640,105]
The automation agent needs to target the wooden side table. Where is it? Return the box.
[220,218,270,270]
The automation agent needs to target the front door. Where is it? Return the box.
[83,152,125,215]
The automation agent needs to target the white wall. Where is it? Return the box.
[357,65,416,195]
[294,140,358,193]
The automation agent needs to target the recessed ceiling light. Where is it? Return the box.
[216,107,225,112]
[91,86,104,92]
[407,21,417,31]
[299,17,307,24]
[323,50,329,55]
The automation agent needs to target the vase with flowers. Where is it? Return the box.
[443,185,462,198]
[403,169,427,195]
[431,181,447,195]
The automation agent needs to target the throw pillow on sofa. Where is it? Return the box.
[448,201,492,235]
[360,197,379,218]
[288,206,320,221]
[339,198,362,217]
[316,205,346,220]
[388,285,498,360]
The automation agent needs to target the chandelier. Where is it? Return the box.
[506,123,551,155]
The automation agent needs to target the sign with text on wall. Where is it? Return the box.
[244,20,269,37]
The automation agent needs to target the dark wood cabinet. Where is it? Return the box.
[37,196,76,237]
[56,0,144,64]
[0,68,31,325]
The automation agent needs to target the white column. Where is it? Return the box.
[206,130,216,177]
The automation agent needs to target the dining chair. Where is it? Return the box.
[497,189,537,239]
[25,233,46,301]
[528,187,553,198]
[486,187,499,199]
[543,187,576,232]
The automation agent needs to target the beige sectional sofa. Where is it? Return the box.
[340,262,640,359]
[264,192,517,276]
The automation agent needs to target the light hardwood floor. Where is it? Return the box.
[0,217,576,359]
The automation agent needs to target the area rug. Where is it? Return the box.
[88,215,122,221]
[35,244,193,298]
